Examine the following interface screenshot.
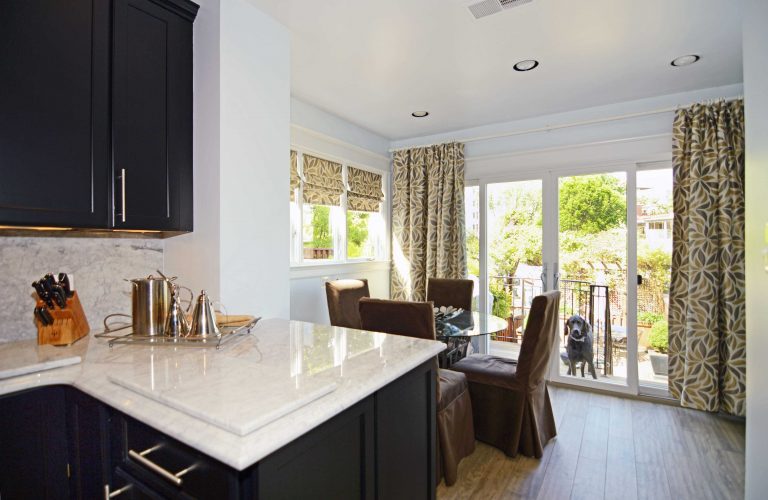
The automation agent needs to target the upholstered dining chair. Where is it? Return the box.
[358,298,475,487]
[325,279,370,329]
[426,278,474,311]
[450,290,561,458]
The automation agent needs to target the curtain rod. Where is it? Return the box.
[388,96,742,153]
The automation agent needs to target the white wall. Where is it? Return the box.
[289,101,392,324]
[166,0,290,319]
[165,0,221,301]
[391,84,743,177]
[744,0,768,497]
[219,0,290,317]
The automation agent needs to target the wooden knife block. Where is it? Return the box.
[36,291,90,346]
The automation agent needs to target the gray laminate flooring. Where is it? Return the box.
[437,385,745,500]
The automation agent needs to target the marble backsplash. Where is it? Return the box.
[0,237,164,343]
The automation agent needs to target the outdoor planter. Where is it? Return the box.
[649,350,668,376]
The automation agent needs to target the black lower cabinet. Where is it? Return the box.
[0,361,436,499]
[256,398,375,500]
[66,388,111,499]
[0,386,70,500]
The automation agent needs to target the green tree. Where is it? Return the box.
[559,175,626,233]
[466,233,480,277]
[346,211,369,258]
[309,205,332,248]
[488,185,543,277]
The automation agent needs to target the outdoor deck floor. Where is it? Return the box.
[437,385,745,500]
[489,341,669,391]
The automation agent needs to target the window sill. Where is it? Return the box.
[290,260,390,279]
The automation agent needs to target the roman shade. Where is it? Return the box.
[302,154,344,206]
[347,166,384,212]
[290,150,299,201]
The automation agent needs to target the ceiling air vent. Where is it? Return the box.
[467,0,533,19]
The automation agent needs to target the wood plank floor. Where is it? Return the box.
[437,386,745,500]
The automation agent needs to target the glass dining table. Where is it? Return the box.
[436,311,508,368]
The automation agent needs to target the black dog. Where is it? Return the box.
[560,315,597,379]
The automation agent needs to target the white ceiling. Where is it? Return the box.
[248,0,743,140]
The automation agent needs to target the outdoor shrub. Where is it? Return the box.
[490,280,511,319]
[648,320,669,353]
[639,311,665,325]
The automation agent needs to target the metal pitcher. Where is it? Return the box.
[164,284,191,339]
[189,290,220,338]
[128,274,173,336]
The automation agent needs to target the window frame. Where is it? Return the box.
[290,147,389,267]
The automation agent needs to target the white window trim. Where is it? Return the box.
[290,146,390,268]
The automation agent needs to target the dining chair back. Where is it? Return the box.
[358,297,435,340]
[451,290,561,459]
[325,279,370,329]
[426,278,474,311]
[358,297,475,487]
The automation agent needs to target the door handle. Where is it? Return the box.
[128,444,196,487]
[104,483,132,499]
[554,261,560,288]
[540,263,548,290]
[119,168,126,223]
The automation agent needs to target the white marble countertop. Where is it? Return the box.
[0,319,445,470]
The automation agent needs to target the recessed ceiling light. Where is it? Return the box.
[411,111,429,118]
[513,59,539,72]
[671,54,700,67]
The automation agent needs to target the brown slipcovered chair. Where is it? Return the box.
[426,278,474,311]
[325,279,370,329]
[358,298,475,487]
[451,291,560,458]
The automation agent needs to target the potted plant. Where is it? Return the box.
[648,320,668,376]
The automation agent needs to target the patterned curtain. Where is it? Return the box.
[391,142,466,301]
[347,166,384,212]
[302,154,344,206]
[669,99,746,416]
[290,150,300,201]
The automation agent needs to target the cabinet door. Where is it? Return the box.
[0,387,70,499]
[257,397,375,500]
[66,389,111,500]
[112,0,194,231]
[0,0,109,228]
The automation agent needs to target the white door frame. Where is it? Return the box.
[542,163,639,395]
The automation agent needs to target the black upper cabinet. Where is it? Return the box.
[112,0,195,231]
[0,0,197,234]
[0,0,110,228]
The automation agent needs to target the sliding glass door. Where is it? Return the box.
[485,180,544,360]
[468,163,672,396]
[553,171,630,391]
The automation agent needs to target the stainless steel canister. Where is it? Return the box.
[129,275,172,336]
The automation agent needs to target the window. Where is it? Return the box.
[290,149,386,264]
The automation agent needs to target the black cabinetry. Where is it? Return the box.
[112,0,195,231]
[0,0,197,234]
[0,386,70,499]
[0,0,110,228]
[0,361,436,499]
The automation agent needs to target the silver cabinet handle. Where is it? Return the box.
[104,483,132,499]
[128,445,196,487]
[120,168,126,223]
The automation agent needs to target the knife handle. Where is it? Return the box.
[58,273,74,297]
[51,285,67,309]
[40,307,54,326]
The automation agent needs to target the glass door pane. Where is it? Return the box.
[557,172,628,386]
[486,180,543,360]
[636,168,672,391]
[464,185,480,311]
